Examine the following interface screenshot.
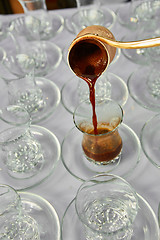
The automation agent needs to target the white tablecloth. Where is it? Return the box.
[0,3,160,229]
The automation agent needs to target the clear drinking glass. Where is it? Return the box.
[17,0,64,40]
[0,105,44,179]
[0,184,40,239]
[75,174,138,240]
[140,113,160,168]
[18,0,47,11]
[18,0,52,38]
[65,0,116,34]
[4,73,45,115]
[0,30,62,78]
[117,0,160,29]
[73,98,123,165]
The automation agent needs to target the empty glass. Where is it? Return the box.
[17,0,64,40]
[0,105,44,179]
[0,184,40,239]
[120,0,160,64]
[117,0,160,29]
[65,0,116,34]
[75,174,138,240]
[5,74,45,116]
[0,29,62,78]
[140,113,160,168]
[1,62,61,123]
[73,98,123,165]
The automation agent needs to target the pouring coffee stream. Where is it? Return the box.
[68,25,160,134]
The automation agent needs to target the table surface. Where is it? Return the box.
[0,2,160,235]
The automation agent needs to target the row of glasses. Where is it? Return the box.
[0,0,64,124]
[1,174,159,240]
[62,3,160,234]
[116,0,160,172]
[0,0,65,238]
[118,1,160,172]
[116,0,160,65]
[0,2,63,237]
[0,47,61,123]
[0,20,61,123]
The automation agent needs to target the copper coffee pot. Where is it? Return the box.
[68,25,160,79]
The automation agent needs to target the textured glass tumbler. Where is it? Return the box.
[4,74,46,115]
[0,105,44,179]
[0,184,40,239]
[18,0,52,39]
[73,98,123,165]
[75,174,138,240]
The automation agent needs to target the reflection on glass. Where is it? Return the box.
[75,174,138,240]
[73,98,123,165]
[0,105,44,179]
[0,184,40,239]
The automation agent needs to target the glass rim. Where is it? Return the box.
[72,8,104,17]
[140,113,160,168]
[0,125,29,144]
[75,173,138,235]
[0,105,31,127]
[67,38,110,78]
[0,184,21,215]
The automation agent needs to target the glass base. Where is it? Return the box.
[61,195,160,240]
[8,77,61,124]
[127,66,160,112]
[9,14,64,40]
[64,7,116,35]
[61,72,128,115]
[6,135,45,179]
[0,125,60,190]
[30,77,60,123]
[3,40,62,78]
[140,113,160,168]
[23,41,62,77]
[61,124,140,181]
[20,192,60,240]
[85,151,122,166]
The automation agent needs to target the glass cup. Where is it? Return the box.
[4,73,46,115]
[0,105,44,179]
[73,98,123,165]
[0,184,40,239]
[18,0,47,11]
[18,0,52,40]
[75,174,138,240]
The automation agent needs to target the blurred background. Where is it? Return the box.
[0,0,77,14]
[0,0,129,14]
